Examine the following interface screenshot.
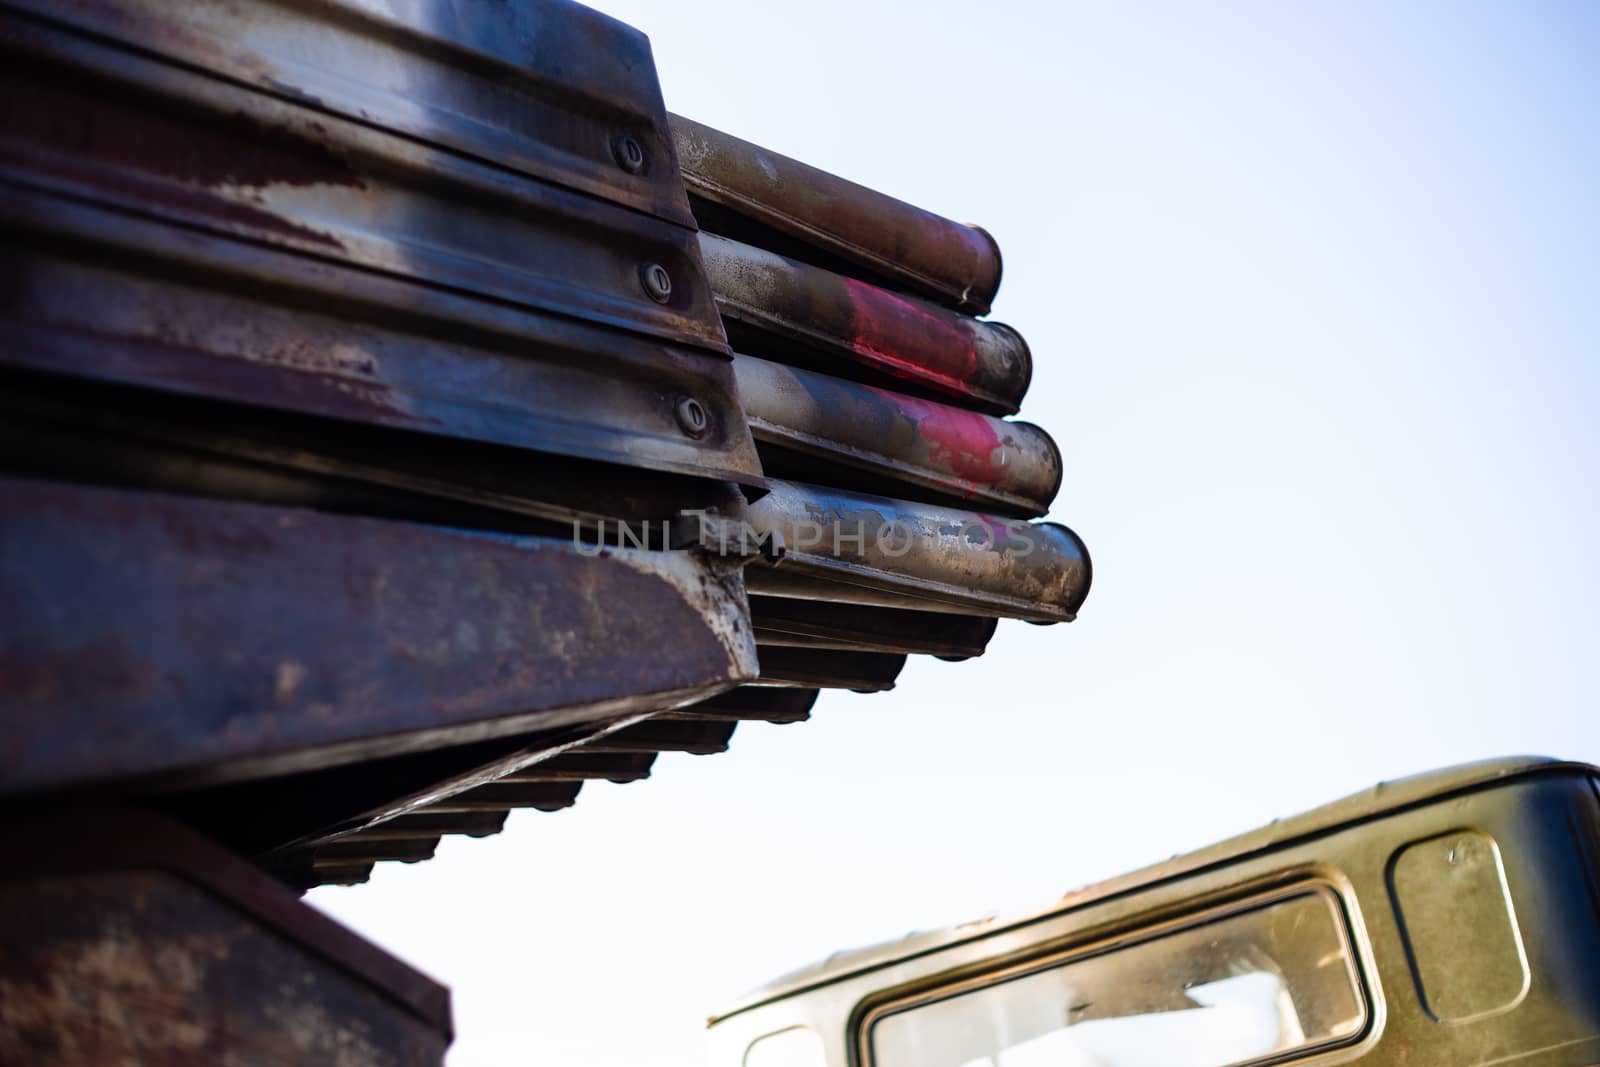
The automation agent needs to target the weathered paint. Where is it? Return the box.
[0,11,723,350]
[742,481,1090,623]
[0,225,764,490]
[701,234,1030,415]
[0,476,759,793]
[0,810,453,1065]
[673,114,1002,314]
[11,0,696,227]
[0,6,768,489]
[734,353,1060,515]
[0,0,1097,911]
[706,761,1600,1067]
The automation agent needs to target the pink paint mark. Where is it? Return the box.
[872,389,1007,494]
[843,277,978,392]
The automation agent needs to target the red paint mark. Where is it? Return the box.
[875,389,1006,489]
[843,277,978,391]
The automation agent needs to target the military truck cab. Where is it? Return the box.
[708,759,1600,1067]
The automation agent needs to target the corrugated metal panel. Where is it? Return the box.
[0,370,752,538]
[14,0,697,227]
[0,2,765,489]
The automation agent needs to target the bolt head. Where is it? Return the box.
[675,396,709,438]
[611,133,646,174]
[641,262,673,303]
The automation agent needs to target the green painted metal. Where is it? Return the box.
[709,759,1600,1067]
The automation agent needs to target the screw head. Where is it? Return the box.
[641,262,673,303]
[611,134,645,174]
[675,396,709,438]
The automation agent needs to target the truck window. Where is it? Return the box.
[867,889,1365,1067]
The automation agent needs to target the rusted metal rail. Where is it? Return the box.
[673,114,1003,315]
[733,353,1060,516]
[742,481,1090,623]
[702,233,1031,414]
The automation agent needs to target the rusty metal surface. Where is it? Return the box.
[709,763,1600,1067]
[0,476,759,794]
[0,0,1096,904]
[741,480,1090,623]
[0,370,760,539]
[11,0,695,227]
[0,809,452,1065]
[673,114,1002,314]
[0,231,763,488]
[734,352,1059,516]
[700,234,1030,415]
[0,229,762,489]
[0,11,721,347]
[0,7,767,489]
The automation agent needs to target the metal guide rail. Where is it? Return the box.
[0,0,1091,901]
[671,114,1003,315]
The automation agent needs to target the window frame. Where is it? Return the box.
[855,882,1372,1067]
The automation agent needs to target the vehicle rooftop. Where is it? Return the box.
[711,755,1596,1024]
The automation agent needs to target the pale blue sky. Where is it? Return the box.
[311,3,1600,1063]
